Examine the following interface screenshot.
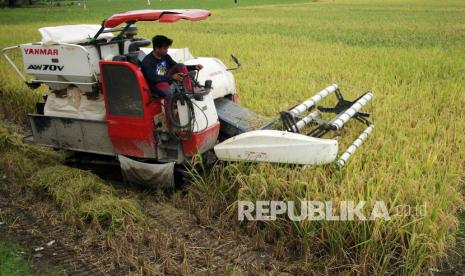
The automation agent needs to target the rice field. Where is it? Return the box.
[1,0,465,274]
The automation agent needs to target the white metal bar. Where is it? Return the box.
[2,45,27,82]
[289,84,338,115]
[337,124,374,167]
[330,92,373,130]
[288,110,320,132]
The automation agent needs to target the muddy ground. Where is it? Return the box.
[0,167,310,275]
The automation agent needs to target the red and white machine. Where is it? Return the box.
[2,10,374,187]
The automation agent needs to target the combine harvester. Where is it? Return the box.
[2,10,374,187]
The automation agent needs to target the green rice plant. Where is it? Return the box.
[188,158,464,274]
[0,123,144,232]
[0,122,62,179]
[174,1,465,272]
[29,166,113,206]
[0,124,17,151]
[79,194,145,229]
[29,165,144,228]
[0,151,42,181]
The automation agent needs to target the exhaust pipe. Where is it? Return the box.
[289,84,338,115]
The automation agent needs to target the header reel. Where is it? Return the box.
[279,84,374,166]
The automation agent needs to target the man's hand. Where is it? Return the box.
[172,73,185,81]
[195,64,203,70]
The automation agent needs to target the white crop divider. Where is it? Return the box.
[288,110,320,132]
[289,84,338,115]
[337,124,374,167]
[330,92,373,130]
